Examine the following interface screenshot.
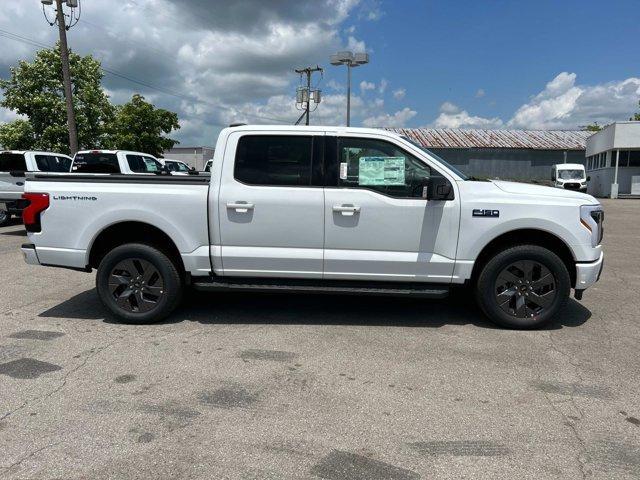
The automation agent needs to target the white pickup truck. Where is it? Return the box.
[71,150,164,174]
[20,126,604,328]
[0,150,72,226]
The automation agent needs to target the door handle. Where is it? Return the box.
[333,205,360,216]
[226,202,254,213]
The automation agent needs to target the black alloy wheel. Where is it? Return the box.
[494,260,556,318]
[109,258,165,313]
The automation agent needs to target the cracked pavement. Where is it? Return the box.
[0,199,639,479]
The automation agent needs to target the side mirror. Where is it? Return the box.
[427,176,454,201]
[586,176,591,181]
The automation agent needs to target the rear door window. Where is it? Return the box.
[127,155,162,173]
[73,153,120,173]
[0,153,27,172]
[35,154,72,172]
[234,135,313,186]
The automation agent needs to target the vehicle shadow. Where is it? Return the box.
[0,228,26,236]
[0,217,25,234]
[39,288,591,330]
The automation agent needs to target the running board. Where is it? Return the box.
[192,277,450,299]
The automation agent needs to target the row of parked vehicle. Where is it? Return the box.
[0,149,204,226]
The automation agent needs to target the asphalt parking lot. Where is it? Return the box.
[0,198,639,479]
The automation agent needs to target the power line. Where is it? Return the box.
[0,27,295,125]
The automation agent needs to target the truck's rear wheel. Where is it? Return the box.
[96,243,183,324]
[475,245,570,329]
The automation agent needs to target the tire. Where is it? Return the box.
[475,245,571,329]
[0,210,10,227]
[96,243,183,324]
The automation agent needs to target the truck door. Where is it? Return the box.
[217,131,325,278]
[323,135,459,282]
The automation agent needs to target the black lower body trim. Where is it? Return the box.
[192,277,450,299]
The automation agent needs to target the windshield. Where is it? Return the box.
[73,153,120,173]
[400,136,469,180]
[0,153,27,172]
[558,169,585,180]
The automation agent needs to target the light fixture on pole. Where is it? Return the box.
[330,51,369,127]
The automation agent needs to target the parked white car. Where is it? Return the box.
[551,163,588,192]
[203,159,214,172]
[0,150,72,226]
[162,159,193,174]
[71,150,164,175]
[22,125,604,328]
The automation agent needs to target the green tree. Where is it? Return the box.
[0,119,36,150]
[0,43,114,154]
[106,94,180,157]
[631,100,640,121]
[583,122,602,132]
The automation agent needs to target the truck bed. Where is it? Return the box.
[24,173,212,274]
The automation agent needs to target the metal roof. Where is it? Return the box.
[386,128,591,150]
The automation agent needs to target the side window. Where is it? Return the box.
[337,138,431,198]
[126,155,161,173]
[234,135,312,186]
[0,153,27,172]
[126,155,145,172]
[178,162,189,172]
[35,155,71,172]
[143,157,162,172]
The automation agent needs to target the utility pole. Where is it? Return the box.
[294,66,323,126]
[42,0,81,154]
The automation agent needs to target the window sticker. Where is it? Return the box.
[143,158,158,172]
[358,156,405,186]
[340,162,348,180]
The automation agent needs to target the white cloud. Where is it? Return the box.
[345,36,366,53]
[431,102,503,129]
[475,88,485,98]
[326,79,344,92]
[360,80,375,92]
[428,73,640,131]
[392,88,406,100]
[378,78,388,94]
[0,0,371,144]
[508,72,640,129]
[358,0,384,21]
[363,107,417,127]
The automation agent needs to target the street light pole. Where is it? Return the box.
[330,51,369,127]
[346,64,351,127]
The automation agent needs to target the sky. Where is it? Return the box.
[0,0,639,146]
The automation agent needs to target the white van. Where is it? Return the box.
[551,163,588,192]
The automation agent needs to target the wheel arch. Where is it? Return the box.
[88,221,185,274]
[470,229,576,287]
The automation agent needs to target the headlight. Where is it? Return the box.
[580,205,604,247]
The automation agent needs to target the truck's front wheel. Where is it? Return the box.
[96,243,183,324]
[475,245,570,329]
